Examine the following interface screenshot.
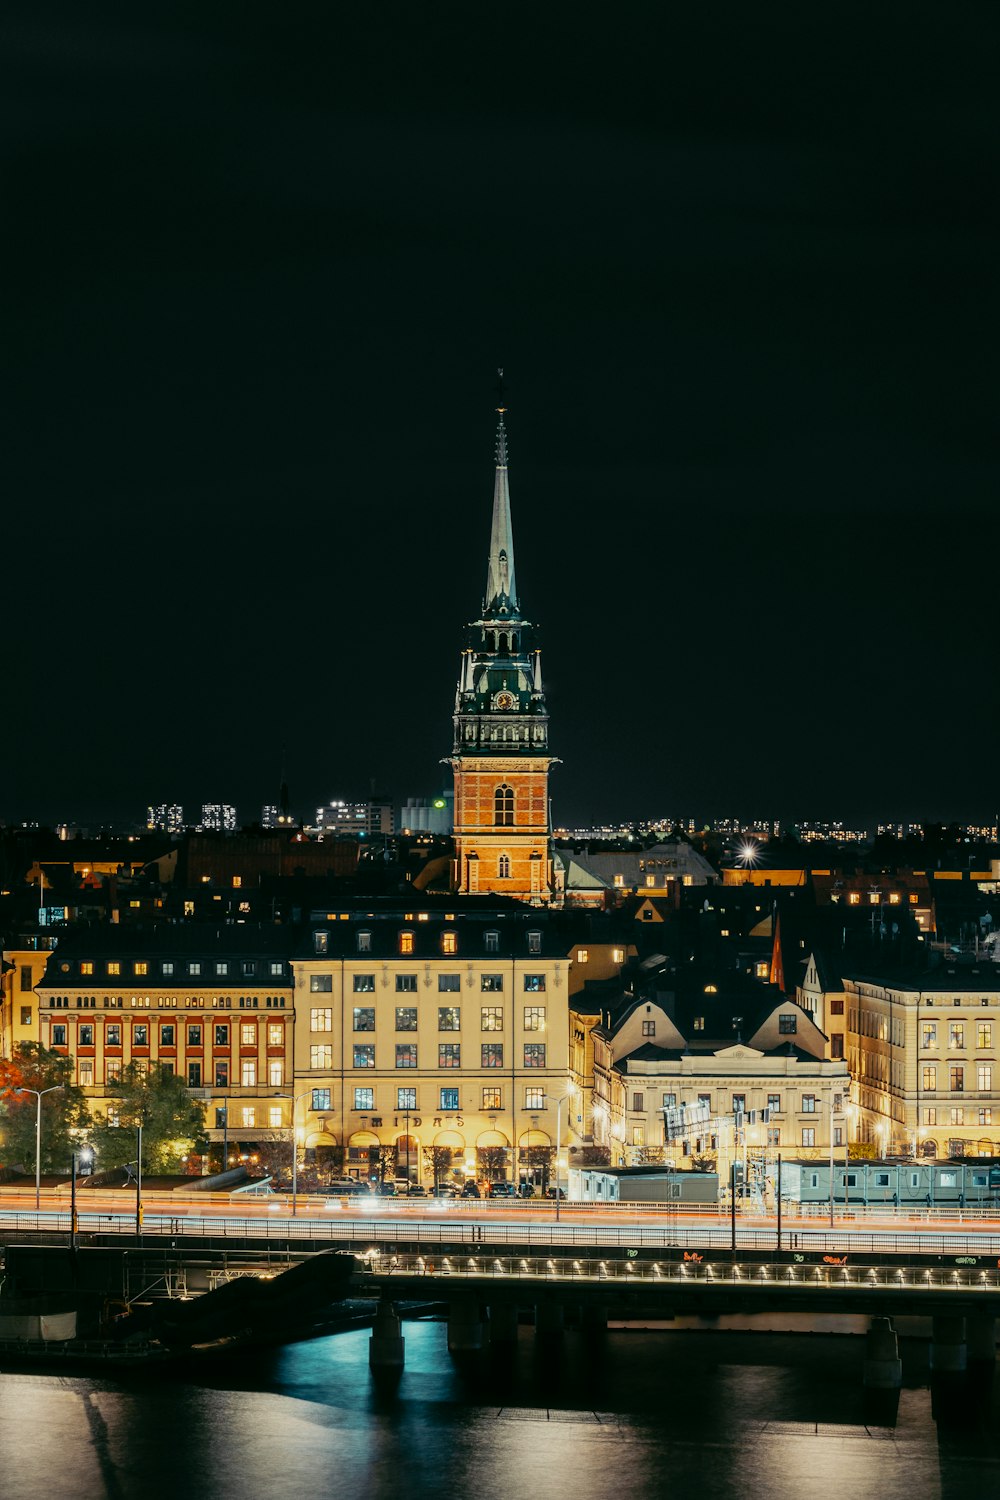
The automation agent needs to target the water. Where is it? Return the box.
[1,1323,998,1500]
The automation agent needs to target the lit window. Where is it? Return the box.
[979,1023,993,1049]
[440,1087,459,1110]
[692,1016,705,1032]
[269,1106,282,1128]
[442,931,458,955]
[353,974,375,993]
[242,1108,255,1128]
[232,876,242,889]
[267,1023,282,1047]
[398,1087,417,1110]
[354,1088,374,1109]
[395,1044,418,1069]
[357,931,372,953]
[951,1066,964,1091]
[353,1008,375,1032]
[802,1095,817,1113]
[524,1006,545,1032]
[108,962,121,976]
[80,962,93,976]
[612,948,625,964]
[439,1007,461,1031]
[481,1006,503,1031]
[438,1043,461,1068]
[312,1044,334,1068]
[524,1043,546,1068]
[523,974,546,993]
[949,1022,965,1050]
[483,1087,502,1110]
[396,974,417,993]
[241,1023,255,1046]
[642,1019,655,1036]
[527,931,542,954]
[525,1087,544,1110]
[399,931,415,955]
[577,949,589,963]
[922,1066,937,1090]
[396,1007,417,1031]
[268,1060,282,1087]
[352,1044,373,1068]
[481,974,503,993]
[801,1128,816,1147]
[482,1043,504,1068]
[978,1065,992,1091]
[704,984,718,995]
[310,974,333,993]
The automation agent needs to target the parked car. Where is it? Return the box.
[488,1181,519,1199]
[377,1181,398,1196]
[406,1184,427,1197]
[543,1186,566,1200]
[519,1182,536,1199]
[329,1179,370,1195]
[460,1181,481,1198]
[434,1184,460,1199]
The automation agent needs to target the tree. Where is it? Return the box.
[368,1143,396,1185]
[574,1144,611,1168]
[0,1043,89,1174]
[476,1144,510,1182]
[520,1144,556,1189]
[89,1063,207,1174]
[423,1144,458,1190]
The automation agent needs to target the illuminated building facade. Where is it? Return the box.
[447,405,556,904]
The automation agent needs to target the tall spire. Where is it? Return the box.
[484,368,518,615]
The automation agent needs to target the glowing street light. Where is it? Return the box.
[273,1088,314,1216]
[14,1084,64,1210]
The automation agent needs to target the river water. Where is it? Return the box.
[1,1322,997,1500]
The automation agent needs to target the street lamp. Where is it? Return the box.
[14,1084,64,1210]
[274,1088,313,1217]
[545,1088,575,1222]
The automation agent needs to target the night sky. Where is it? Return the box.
[5,5,998,829]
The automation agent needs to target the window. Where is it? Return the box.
[313,931,329,955]
[354,974,375,993]
[268,1060,282,1087]
[524,1043,546,1068]
[108,962,121,976]
[79,1023,94,1046]
[632,1091,644,1112]
[922,1021,937,1048]
[357,931,372,953]
[922,1108,937,1125]
[106,1023,121,1047]
[352,1044,374,1068]
[240,1022,255,1046]
[950,1022,965,1049]
[134,962,148,977]
[524,1006,546,1032]
[802,1128,816,1147]
[310,974,333,993]
[979,1023,993,1050]
[52,1023,67,1046]
[831,1036,844,1059]
[767,1094,781,1113]
[270,962,284,977]
[77,1060,94,1087]
[642,1019,655,1036]
[156,1023,174,1047]
[353,1008,375,1031]
[494,784,514,826]
[216,962,228,977]
[188,962,201,976]
[440,1087,459,1110]
[692,1016,705,1032]
[186,1062,201,1087]
[80,962,94,977]
[779,1013,797,1035]
[980,1108,993,1125]
[834,1127,844,1146]
[527,931,542,955]
[802,1095,817,1113]
[481,1006,504,1031]
[396,974,418,993]
[354,1087,374,1110]
[950,1108,965,1126]
[485,931,500,953]
[438,1043,461,1068]
[396,1044,417,1069]
[214,1024,229,1046]
[482,1043,504,1068]
[241,1061,256,1087]
[269,1106,282,1127]
[134,1024,149,1047]
[483,1087,502,1110]
[767,1128,781,1146]
[520,976,545,998]
[438,974,460,993]
[396,1007,417,1031]
[923,1066,937,1090]
[662,1093,676,1109]
[525,1087,544,1110]
[398,1087,417,1109]
[399,931,414,955]
[442,931,458,954]
[267,1023,282,1046]
[951,1066,964,1091]
[978,1065,992,1091]
[577,949,589,964]
[214,1061,229,1087]
[439,1007,461,1031]
[481,975,503,993]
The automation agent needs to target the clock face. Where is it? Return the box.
[494,691,516,711]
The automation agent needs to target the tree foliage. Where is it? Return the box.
[0,1043,89,1174]
[89,1063,207,1174]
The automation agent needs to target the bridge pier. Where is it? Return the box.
[535,1299,565,1336]
[967,1314,996,1367]
[488,1301,519,1345]
[581,1303,608,1338]
[862,1317,902,1389]
[930,1315,967,1375]
[448,1294,486,1354]
[368,1299,405,1375]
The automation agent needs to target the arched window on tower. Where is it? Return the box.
[494,784,514,827]
[509,633,518,652]
[498,854,511,879]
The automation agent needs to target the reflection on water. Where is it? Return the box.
[1,1324,999,1500]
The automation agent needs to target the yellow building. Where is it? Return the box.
[293,907,572,1188]
[1,937,59,1059]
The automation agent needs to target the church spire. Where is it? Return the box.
[484,369,518,616]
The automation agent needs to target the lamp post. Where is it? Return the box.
[546,1089,574,1223]
[15,1084,64,1210]
[274,1089,313,1217]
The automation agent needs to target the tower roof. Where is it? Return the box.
[483,405,519,617]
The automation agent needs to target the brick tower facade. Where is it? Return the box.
[447,400,556,904]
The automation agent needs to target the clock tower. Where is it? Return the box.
[447,399,556,903]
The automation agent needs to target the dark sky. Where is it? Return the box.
[4,4,998,830]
